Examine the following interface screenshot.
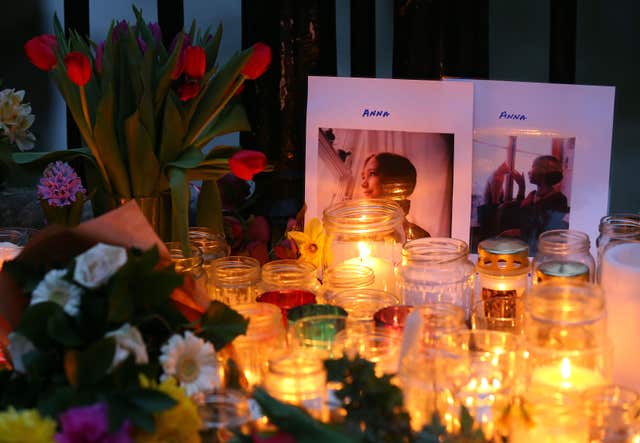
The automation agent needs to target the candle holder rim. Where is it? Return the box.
[322,198,404,234]
[286,304,348,322]
[402,237,470,263]
[537,229,591,253]
[524,281,605,324]
[323,263,375,287]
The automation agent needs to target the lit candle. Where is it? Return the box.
[531,358,606,391]
[344,242,395,292]
[0,242,21,271]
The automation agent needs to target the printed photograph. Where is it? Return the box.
[470,132,576,254]
[317,127,455,239]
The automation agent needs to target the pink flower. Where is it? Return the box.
[55,403,133,443]
[37,161,86,207]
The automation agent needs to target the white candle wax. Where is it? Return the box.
[601,242,640,391]
[0,242,22,271]
[531,358,606,391]
[343,242,395,292]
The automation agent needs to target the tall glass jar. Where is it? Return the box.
[398,238,475,313]
[322,199,405,293]
[259,259,321,294]
[321,264,375,304]
[585,385,640,443]
[210,256,261,306]
[596,214,640,282]
[533,229,595,283]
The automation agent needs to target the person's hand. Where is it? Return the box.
[512,168,525,199]
[487,162,510,204]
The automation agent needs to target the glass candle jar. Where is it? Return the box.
[325,288,399,325]
[596,214,640,282]
[374,305,414,331]
[231,303,287,387]
[257,290,316,328]
[476,237,529,304]
[533,229,595,283]
[259,259,321,294]
[471,295,525,335]
[0,228,30,271]
[332,327,403,375]
[322,199,405,293]
[398,238,475,313]
[189,227,230,262]
[400,303,467,358]
[210,256,261,306]
[263,350,327,421]
[585,385,640,443]
[524,281,607,350]
[198,390,252,443]
[289,314,349,359]
[166,241,208,290]
[321,264,375,304]
[286,304,348,330]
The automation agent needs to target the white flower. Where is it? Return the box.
[159,331,220,396]
[73,243,127,289]
[31,269,83,316]
[7,332,35,373]
[0,88,35,151]
[105,323,148,369]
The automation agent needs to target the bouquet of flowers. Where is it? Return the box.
[0,205,248,442]
[19,6,270,252]
[37,161,88,227]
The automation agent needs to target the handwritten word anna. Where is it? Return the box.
[362,109,390,117]
[498,111,527,120]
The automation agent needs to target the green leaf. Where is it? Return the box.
[199,301,249,350]
[93,88,132,198]
[75,338,116,385]
[154,33,185,114]
[53,14,69,54]
[12,148,93,165]
[186,47,253,144]
[124,111,161,196]
[186,165,231,182]
[205,24,223,69]
[167,167,190,253]
[195,180,224,233]
[202,145,241,162]
[193,103,250,149]
[47,309,83,347]
[166,146,204,169]
[127,388,177,413]
[107,273,135,323]
[17,302,62,347]
[158,91,186,165]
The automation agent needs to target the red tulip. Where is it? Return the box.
[229,150,267,181]
[241,43,271,80]
[248,216,270,243]
[246,241,270,265]
[64,52,92,86]
[24,34,58,71]
[177,80,200,101]
[183,46,206,79]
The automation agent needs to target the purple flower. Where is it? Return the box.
[147,22,162,45]
[55,403,133,443]
[136,36,147,54]
[95,41,105,74]
[112,20,130,42]
[37,161,86,207]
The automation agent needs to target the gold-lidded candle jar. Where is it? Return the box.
[210,256,261,306]
[398,238,475,314]
[322,199,405,293]
[476,237,530,302]
[533,229,595,283]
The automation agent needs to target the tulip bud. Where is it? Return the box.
[183,46,206,79]
[241,43,271,80]
[95,41,105,74]
[229,150,267,181]
[64,52,92,86]
[177,80,200,101]
[24,34,58,71]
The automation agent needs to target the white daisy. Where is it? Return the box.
[30,269,83,316]
[159,331,220,396]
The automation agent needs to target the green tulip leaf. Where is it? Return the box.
[12,147,93,165]
[166,146,204,170]
[195,180,224,233]
[158,91,186,165]
[124,111,161,197]
[193,103,250,149]
[168,167,190,253]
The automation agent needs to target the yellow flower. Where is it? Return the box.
[287,217,328,269]
[136,376,202,443]
[0,407,56,443]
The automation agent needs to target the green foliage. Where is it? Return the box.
[198,301,249,350]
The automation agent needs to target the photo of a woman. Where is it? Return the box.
[317,128,454,238]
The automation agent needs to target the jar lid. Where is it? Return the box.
[536,261,590,282]
[477,238,529,275]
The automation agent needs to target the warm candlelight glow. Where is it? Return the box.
[0,242,21,271]
[531,358,606,391]
[358,241,371,261]
[344,242,394,291]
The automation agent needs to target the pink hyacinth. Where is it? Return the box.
[37,161,86,207]
[55,403,133,443]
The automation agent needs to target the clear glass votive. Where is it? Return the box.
[198,390,252,443]
[263,350,327,421]
[585,385,640,443]
[257,290,316,326]
[325,288,399,326]
[231,303,287,387]
[532,229,595,283]
[408,303,467,351]
[596,214,640,282]
[398,238,475,315]
[332,327,403,375]
[189,227,230,295]
[210,256,261,305]
[437,330,521,441]
[166,241,208,290]
[321,263,375,304]
[524,281,607,350]
[0,228,33,271]
[471,295,524,335]
[289,314,349,359]
[259,259,321,294]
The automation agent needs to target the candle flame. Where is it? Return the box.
[560,358,572,379]
[496,281,507,291]
[357,242,371,261]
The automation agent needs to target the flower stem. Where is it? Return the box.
[79,86,92,136]
[186,75,246,147]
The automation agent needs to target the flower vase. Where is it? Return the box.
[119,195,172,241]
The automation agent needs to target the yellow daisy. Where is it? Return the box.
[0,407,56,443]
[136,376,202,443]
[287,217,330,269]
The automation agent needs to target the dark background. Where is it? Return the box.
[2,0,637,222]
